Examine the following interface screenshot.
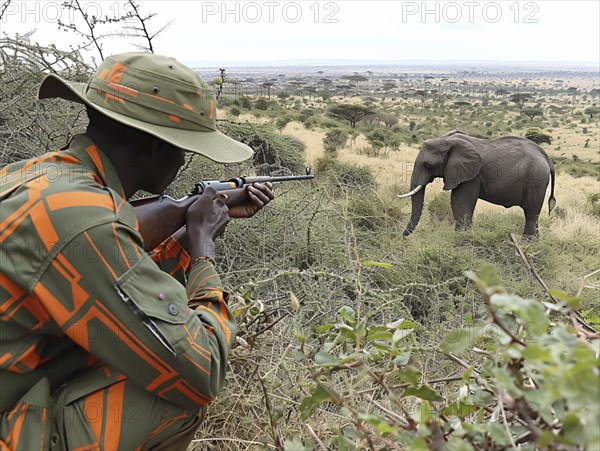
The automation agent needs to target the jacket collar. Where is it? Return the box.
[64,134,126,199]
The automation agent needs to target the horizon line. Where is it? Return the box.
[188,59,600,69]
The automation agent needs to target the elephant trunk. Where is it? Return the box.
[403,184,426,237]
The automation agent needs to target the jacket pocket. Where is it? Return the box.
[115,256,189,355]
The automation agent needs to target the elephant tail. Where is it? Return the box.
[548,166,556,214]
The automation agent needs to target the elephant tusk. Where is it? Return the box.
[397,185,423,199]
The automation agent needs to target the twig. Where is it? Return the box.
[372,400,410,429]
[498,389,518,449]
[305,424,328,451]
[0,0,13,21]
[189,437,275,448]
[391,374,474,390]
[483,292,526,347]
[510,234,596,333]
[257,371,283,450]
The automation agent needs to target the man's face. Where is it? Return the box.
[141,140,187,194]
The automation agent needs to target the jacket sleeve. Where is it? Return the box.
[33,221,236,409]
[149,235,191,285]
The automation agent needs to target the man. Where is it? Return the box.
[0,52,273,450]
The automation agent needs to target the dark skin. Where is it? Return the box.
[86,107,274,262]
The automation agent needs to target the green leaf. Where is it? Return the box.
[392,327,414,344]
[339,306,356,324]
[549,289,583,310]
[397,366,421,386]
[409,437,429,451]
[314,324,335,335]
[445,437,475,451]
[299,382,340,420]
[563,413,585,446]
[463,366,474,383]
[487,422,511,446]
[465,311,473,325]
[314,351,340,367]
[441,325,483,355]
[292,350,305,362]
[362,260,393,269]
[283,436,313,451]
[521,343,553,362]
[367,325,393,342]
[393,352,411,366]
[402,385,443,401]
[443,401,478,419]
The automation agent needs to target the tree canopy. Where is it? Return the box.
[327,104,375,129]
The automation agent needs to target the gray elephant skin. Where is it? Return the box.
[399,132,556,236]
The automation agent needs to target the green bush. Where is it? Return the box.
[218,121,306,174]
[254,97,271,110]
[588,193,600,218]
[315,156,376,190]
[323,129,349,153]
[427,192,453,223]
[525,127,552,145]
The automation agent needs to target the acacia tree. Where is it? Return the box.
[509,93,534,109]
[521,108,544,121]
[0,35,93,164]
[327,104,374,129]
[344,75,369,89]
[1,1,168,165]
[525,128,552,145]
[584,106,600,118]
[378,112,399,129]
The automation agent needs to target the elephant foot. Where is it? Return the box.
[523,223,539,237]
[454,219,472,232]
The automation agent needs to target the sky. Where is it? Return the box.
[1,0,599,67]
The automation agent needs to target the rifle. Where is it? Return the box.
[132,169,314,251]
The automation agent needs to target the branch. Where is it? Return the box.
[257,371,282,449]
[509,234,595,333]
[122,1,172,53]
[0,0,12,21]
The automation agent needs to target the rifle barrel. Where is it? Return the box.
[248,174,315,183]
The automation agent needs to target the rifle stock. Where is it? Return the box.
[132,171,313,251]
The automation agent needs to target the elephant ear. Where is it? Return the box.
[443,138,482,190]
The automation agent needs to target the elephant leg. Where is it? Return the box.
[523,203,544,236]
[522,187,545,236]
[450,182,479,231]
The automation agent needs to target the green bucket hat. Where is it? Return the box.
[38,52,253,164]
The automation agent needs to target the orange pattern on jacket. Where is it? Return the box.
[0,134,236,450]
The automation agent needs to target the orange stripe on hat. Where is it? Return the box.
[104,93,125,104]
[141,91,176,104]
[108,82,139,98]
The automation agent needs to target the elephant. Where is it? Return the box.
[398,131,556,236]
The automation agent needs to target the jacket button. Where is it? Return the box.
[167,303,179,316]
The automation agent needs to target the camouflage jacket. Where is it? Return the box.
[0,134,236,444]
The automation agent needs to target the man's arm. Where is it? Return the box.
[34,221,235,409]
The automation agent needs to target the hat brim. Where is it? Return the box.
[38,74,254,164]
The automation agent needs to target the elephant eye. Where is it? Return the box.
[424,162,434,169]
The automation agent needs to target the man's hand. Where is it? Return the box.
[184,186,230,260]
[226,183,274,218]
